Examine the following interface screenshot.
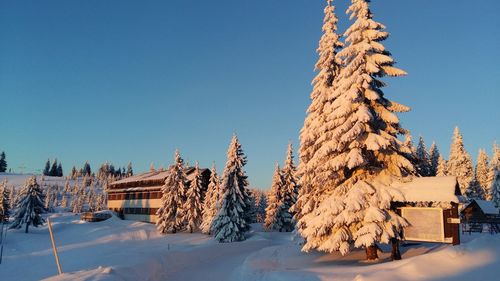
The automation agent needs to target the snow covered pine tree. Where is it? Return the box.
[428,142,440,176]
[415,136,431,176]
[294,0,414,261]
[200,163,220,234]
[183,162,203,233]
[264,163,285,231]
[280,143,299,232]
[156,150,188,234]
[447,127,474,197]
[266,143,299,232]
[211,135,251,242]
[0,179,10,222]
[490,170,500,208]
[293,0,343,231]
[436,155,447,176]
[475,149,490,199]
[10,176,46,233]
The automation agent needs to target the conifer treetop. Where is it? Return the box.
[476,149,490,198]
[447,127,473,195]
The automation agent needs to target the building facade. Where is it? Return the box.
[107,167,210,223]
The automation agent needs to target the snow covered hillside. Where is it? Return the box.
[0,212,498,281]
[0,173,76,190]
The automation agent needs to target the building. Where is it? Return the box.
[462,199,500,221]
[392,176,462,245]
[107,167,210,223]
[461,199,500,234]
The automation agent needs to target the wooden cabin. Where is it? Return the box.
[462,199,500,222]
[461,199,500,234]
[107,167,210,223]
[392,176,462,245]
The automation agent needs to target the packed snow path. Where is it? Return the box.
[1,213,500,281]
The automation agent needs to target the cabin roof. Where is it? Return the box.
[392,176,461,203]
[467,200,499,215]
[109,167,208,189]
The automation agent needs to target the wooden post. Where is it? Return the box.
[47,218,63,275]
[0,221,4,264]
[451,203,460,245]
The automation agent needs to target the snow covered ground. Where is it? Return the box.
[0,173,76,190]
[0,212,499,281]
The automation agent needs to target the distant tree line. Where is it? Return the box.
[97,161,133,181]
[407,127,500,202]
[43,159,63,177]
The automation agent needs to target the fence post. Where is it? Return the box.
[0,221,4,264]
[47,218,63,275]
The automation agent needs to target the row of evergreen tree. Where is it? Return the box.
[264,143,299,232]
[65,161,133,181]
[0,176,108,233]
[410,129,500,203]
[43,159,63,177]
[97,162,133,181]
[154,136,301,242]
[69,161,93,179]
[156,135,257,242]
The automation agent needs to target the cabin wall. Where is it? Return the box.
[106,169,210,224]
[124,214,158,223]
[462,203,486,222]
[108,198,161,209]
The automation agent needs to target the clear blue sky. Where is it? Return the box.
[1,0,499,188]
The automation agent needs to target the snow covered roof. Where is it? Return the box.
[392,176,461,203]
[471,200,499,215]
[107,186,163,193]
[109,167,208,189]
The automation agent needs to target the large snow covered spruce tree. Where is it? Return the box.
[156,150,188,234]
[293,0,344,231]
[10,176,46,233]
[294,0,414,261]
[211,135,251,242]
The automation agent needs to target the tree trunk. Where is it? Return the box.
[25,222,29,233]
[366,245,379,260]
[391,238,402,260]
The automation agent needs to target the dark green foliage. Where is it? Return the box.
[82,161,91,177]
[49,159,59,177]
[57,163,63,177]
[43,159,51,176]
[0,151,7,172]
